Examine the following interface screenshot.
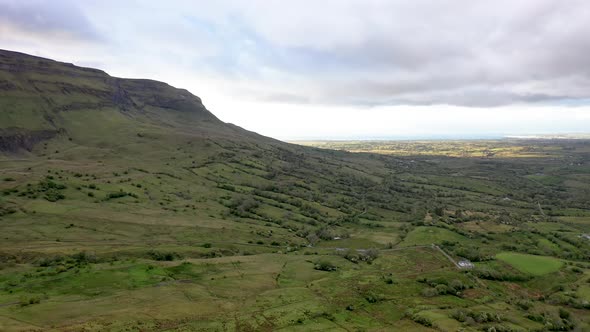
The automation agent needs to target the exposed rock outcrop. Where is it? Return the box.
[0,128,64,152]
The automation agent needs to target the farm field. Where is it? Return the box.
[495,252,563,276]
[294,139,590,159]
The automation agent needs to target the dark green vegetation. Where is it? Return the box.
[1,50,590,331]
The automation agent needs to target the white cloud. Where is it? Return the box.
[211,100,590,140]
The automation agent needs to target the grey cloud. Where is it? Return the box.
[225,0,590,107]
[0,0,101,41]
[260,93,311,104]
[396,91,577,108]
[2,0,589,108]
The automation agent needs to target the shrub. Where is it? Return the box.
[421,287,438,297]
[147,250,181,261]
[558,308,571,320]
[449,279,466,292]
[516,300,533,311]
[0,205,17,216]
[44,189,65,202]
[36,255,64,267]
[411,314,433,327]
[450,309,468,322]
[39,179,66,190]
[435,284,450,295]
[71,251,97,264]
[361,248,379,263]
[218,183,236,191]
[19,296,41,307]
[314,260,337,271]
[227,197,259,216]
[472,267,530,282]
[105,190,138,200]
[364,292,383,303]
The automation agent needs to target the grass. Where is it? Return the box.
[1,130,588,331]
[496,252,563,275]
[401,226,468,246]
[0,250,456,330]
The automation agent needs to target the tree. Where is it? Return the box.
[434,206,445,216]
[361,248,379,263]
[306,233,320,246]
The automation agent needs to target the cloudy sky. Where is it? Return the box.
[1,0,590,139]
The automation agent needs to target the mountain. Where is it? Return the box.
[1,50,589,331]
[0,49,270,152]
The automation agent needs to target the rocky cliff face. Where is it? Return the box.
[0,128,63,152]
[0,49,217,117]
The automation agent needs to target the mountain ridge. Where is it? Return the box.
[0,48,276,153]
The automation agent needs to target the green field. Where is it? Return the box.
[401,226,468,246]
[496,252,563,275]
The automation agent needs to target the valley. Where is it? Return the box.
[1,50,590,331]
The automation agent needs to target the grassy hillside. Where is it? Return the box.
[1,50,590,331]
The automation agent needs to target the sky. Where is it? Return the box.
[1,0,590,140]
